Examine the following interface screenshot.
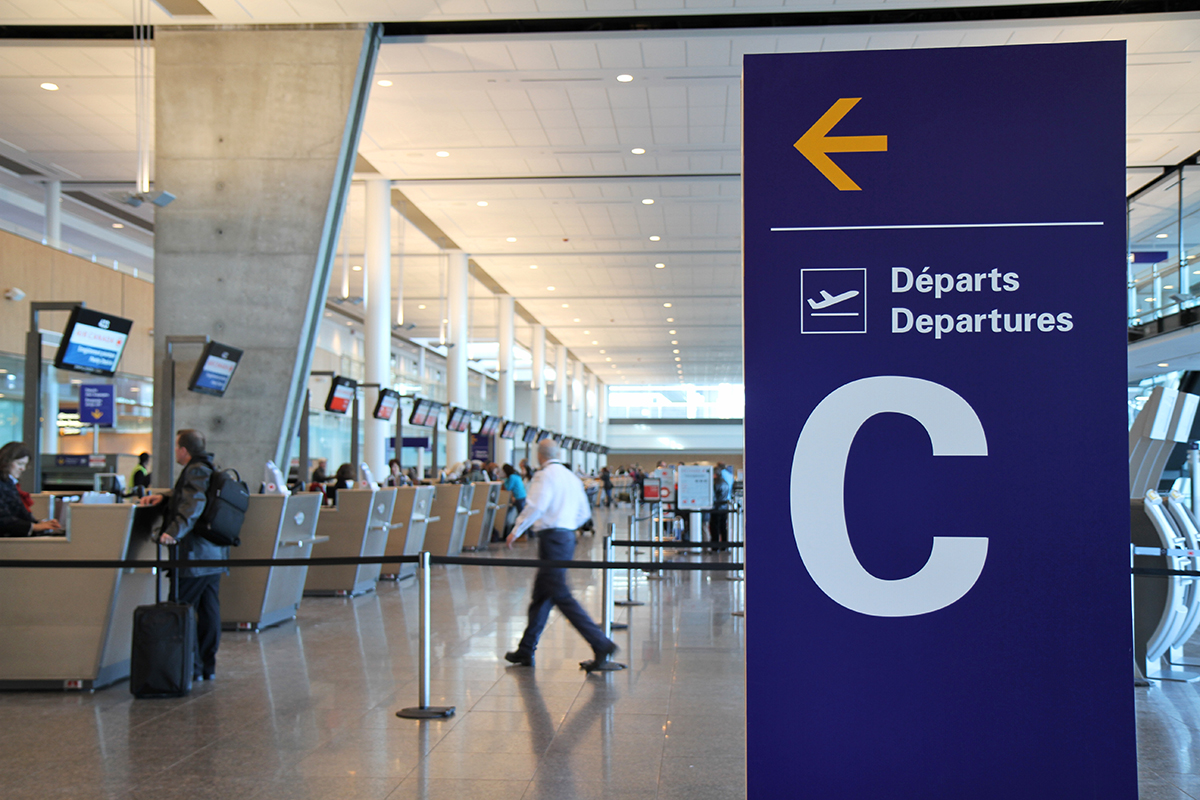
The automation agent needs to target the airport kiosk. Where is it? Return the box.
[304,488,397,597]
[221,493,325,631]
[380,484,437,581]
[423,483,476,556]
[0,503,155,690]
[465,481,503,550]
[1130,386,1200,681]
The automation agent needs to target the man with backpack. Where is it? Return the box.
[139,429,227,682]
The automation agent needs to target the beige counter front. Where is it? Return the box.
[0,503,156,691]
[423,483,476,556]
[380,485,436,581]
[304,488,397,597]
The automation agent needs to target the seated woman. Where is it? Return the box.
[327,462,356,505]
[0,442,64,537]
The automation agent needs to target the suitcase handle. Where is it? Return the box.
[155,543,179,604]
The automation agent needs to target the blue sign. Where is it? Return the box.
[744,43,1133,798]
[79,384,115,428]
[388,436,431,450]
[470,433,491,462]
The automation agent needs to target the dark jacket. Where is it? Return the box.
[163,455,227,578]
[0,476,36,537]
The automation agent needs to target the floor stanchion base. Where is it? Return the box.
[614,600,645,606]
[396,706,456,719]
[611,622,628,630]
[581,660,627,672]
[731,610,745,617]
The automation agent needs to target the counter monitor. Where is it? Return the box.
[521,426,539,444]
[187,341,243,397]
[479,415,501,436]
[408,398,443,428]
[446,406,472,432]
[53,306,133,377]
[373,388,400,421]
[500,420,519,439]
[324,376,357,414]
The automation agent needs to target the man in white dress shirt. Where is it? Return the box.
[505,438,618,670]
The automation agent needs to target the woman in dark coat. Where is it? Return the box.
[0,442,63,537]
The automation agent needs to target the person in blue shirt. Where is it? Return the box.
[502,463,526,514]
[710,462,733,551]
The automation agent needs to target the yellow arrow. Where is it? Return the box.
[91,409,104,420]
[793,98,888,191]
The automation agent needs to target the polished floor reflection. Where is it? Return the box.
[2,505,1197,799]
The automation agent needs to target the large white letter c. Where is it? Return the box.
[790,376,988,617]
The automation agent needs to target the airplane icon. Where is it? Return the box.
[807,289,860,310]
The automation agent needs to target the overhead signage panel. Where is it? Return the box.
[743,42,1134,798]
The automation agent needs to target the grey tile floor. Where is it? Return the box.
[0,505,1195,798]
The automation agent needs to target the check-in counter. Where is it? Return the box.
[465,482,503,551]
[221,493,325,631]
[304,488,397,597]
[381,485,437,581]
[423,483,476,556]
[0,503,157,690]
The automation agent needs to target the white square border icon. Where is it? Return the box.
[800,268,868,335]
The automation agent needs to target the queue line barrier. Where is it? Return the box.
[0,524,744,719]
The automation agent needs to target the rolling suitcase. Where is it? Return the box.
[130,544,195,698]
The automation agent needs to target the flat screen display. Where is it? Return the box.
[521,426,539,444]
[408,398,442,427]
[562,437,575,450]
[324,376,357,414]
[500,420,519,440]
[446,406,472,432]
[479,415,501,436]
[374,388,400,421]
[53,306,133,377]
[187,341,243,397]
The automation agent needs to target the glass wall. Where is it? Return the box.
[607,384,745,420]
[1128,165,1200,324]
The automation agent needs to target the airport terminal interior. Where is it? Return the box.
[6,1,1200,798]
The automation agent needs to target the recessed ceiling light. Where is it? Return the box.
[583,330,590,334]
[111,222,124,229]
[673,349,680,354]
[561,303,569,308]
[377,79,393,87]
[605,357,612,361]
[418,304,427,309]
[598,348,604,352]
[641,198,654,205]
[668,330,676,334]
[40,82,58,91]
[529,264,538,269]
[547,286,555,291]
[631,148,646,155]
[477,201,488,207]
[352,265,362,271]
[671,340,678,344]
[1164,285,1176,289]
[506,237,517,242]
[675,357,681,361]
[573,318,580,322]
[1159,362,1170,367]
[617,74,634,82]
[649,235,660,241]
[436,151,450,157]
[663,302,672,308]
[442,318,449,323]
[655,263,665,269]
[667,317,674,322]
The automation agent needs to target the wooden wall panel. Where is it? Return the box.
[0,229,154,379]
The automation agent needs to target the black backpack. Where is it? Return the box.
[198,466,249,547]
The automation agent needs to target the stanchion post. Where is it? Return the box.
[602,529,613,639]
[616,514,644,607]
[397,551,455,719]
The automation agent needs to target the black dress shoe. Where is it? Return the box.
[202,672,215,681]
[504,651,534,667]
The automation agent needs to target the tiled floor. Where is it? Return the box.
[2,505,1198,799]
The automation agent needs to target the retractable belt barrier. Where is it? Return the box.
[0,554,743,571]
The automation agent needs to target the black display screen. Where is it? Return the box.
[53,306,133,377]
[187,341,243,397]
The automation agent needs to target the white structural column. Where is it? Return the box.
[446,249,470,466]
[497,294,515,465]
[586,372,598,443]
[555,344,568,437]
[44,180,61,248]
[363,178,392,481]
[531,324,546,428]
[598,381,608,468]
[571,360,585,438]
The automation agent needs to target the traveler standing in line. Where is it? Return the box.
[600,466,613,508]
[504,438,618,670]
[138,429,225,681]
[0,442,64,537]
[130,452,152,496]
[710,461,732,552]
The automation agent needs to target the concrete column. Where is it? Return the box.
[555,345,568,437]
[153,26,378,482]
[571,360,584,438]
[586,372,598,443]
[363,177,391,481]
[531,323,545,428]
[446,249,469,466]
[44,180,61,248]
[497,294,514,465]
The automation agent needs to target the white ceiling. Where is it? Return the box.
[5,6,1200,385]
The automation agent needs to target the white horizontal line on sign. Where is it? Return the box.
[770,222,1104,232]
[812,312,859,317]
